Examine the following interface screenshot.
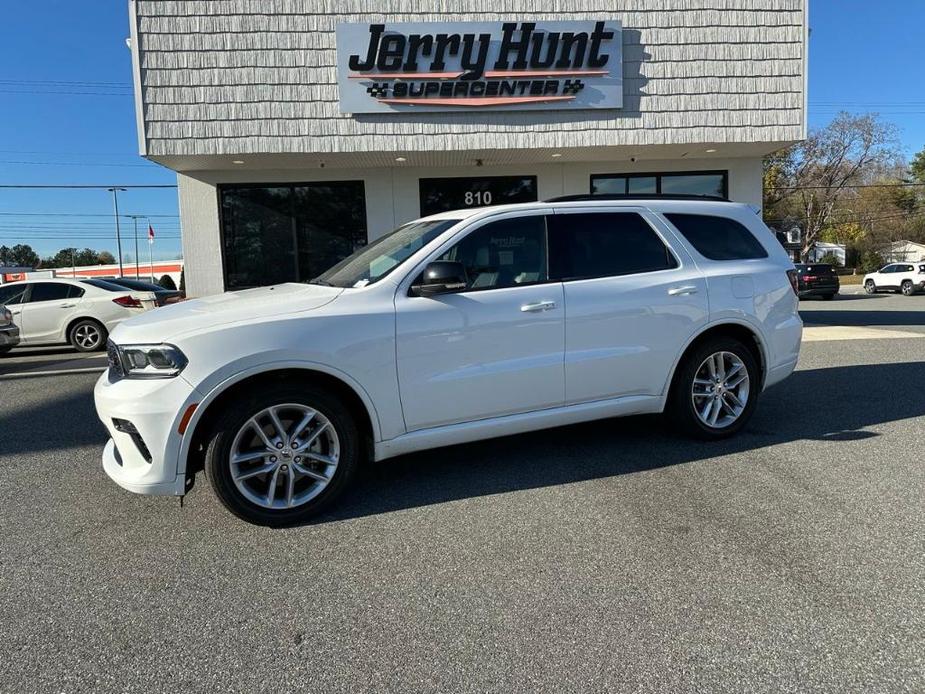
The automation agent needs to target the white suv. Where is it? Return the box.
[863,263,925,296]
[95,199,802,525]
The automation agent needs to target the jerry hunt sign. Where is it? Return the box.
[336,20,623,113]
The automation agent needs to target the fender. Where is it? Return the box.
[660,317,770,399]
[173,358,383,479]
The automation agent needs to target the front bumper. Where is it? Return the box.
[95,370,201,497]
[0,325,20,347]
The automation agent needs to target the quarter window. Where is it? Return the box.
[548,212,677,280]
[436,216,547,291]
[665,213,768,261]
[27,282,71,302]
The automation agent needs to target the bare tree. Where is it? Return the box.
[765,113,900,259]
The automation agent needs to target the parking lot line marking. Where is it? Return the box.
[0,366,107,379]
[802,326,924,342]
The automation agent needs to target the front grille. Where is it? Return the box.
[106,340,124,380]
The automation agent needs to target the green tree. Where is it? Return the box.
[858,250,885,273]
[911,146,925,185]
[0,244,40,268]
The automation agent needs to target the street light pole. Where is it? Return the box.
[108,187,127,277]
[126,215,146,278]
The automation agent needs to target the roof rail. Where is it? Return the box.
[545,193,730,203]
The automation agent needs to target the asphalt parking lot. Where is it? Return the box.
[1,292,923,693]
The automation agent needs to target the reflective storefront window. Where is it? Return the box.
[591,171,727,198]
[219,182,367,290]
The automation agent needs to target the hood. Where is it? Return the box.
[110,283,343,344]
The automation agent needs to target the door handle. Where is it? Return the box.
[667,285,698,297]
[59,303,76,308]
[521,300,558,313]
[10,308,21,315]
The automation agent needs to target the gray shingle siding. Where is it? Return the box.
[132,0,806,158]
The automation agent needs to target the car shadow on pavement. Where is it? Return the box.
[315,360,925,525]
[2,361,924,524]
[0,388,108,456]
[799,310,925,327]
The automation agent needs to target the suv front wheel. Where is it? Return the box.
[668,337,760,440]
[204,383,360,526]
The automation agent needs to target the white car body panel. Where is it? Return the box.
[2,279,155,346]
[94,199,802,499]
[863,263,925,293]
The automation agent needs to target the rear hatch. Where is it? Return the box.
[797,264,839,290]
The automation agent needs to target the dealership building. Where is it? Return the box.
[128,0,808,297]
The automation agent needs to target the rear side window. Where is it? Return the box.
[27,282,71,302]
[67,285,85,298]
[548,212,677,280]
[665,213,768,261]
[0,284,26,305]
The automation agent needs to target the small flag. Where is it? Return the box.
[147,224,155,244]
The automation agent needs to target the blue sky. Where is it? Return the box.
[1,1,923,260]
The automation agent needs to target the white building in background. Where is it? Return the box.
[880,240,925,263]
[127,0,808,297]
[808,242,847,266]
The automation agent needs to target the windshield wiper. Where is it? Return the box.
[308,278,333,286]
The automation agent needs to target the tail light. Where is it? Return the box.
[113,295,143,308]
[786,269,799,295]
[802,275,817,281]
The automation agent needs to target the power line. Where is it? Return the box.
[0,212,179,217]
[0,160,159,168]
[0,184,177,189]
[767,182,925,191]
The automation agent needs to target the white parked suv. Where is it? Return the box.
[863,262,925,296]
[0,278,157,352]
[95,198,802,525]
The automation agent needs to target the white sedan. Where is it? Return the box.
[0,278,157,352]
[863,263,925,296]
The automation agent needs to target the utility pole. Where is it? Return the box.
[107,187,127,277]
[126,215,146,278]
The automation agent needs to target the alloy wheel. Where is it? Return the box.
[229,403,340,510]
[691,351,750,429]
[74,324,101,349]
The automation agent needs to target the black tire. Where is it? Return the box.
[822,293,836,300]
[68,318,107,352]
[864,280,876,294]
[205,383,360,526]
[901,280,915,296]
[667,336,760,440]
[0,346,11,355]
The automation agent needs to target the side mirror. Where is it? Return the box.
[410,261,468,297]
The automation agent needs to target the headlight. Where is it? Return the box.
[110,342,188,379]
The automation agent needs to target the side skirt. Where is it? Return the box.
[374,394,664,461]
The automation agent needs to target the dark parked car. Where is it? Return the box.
[0,303,21,354]
[89,277,184,306]
[794,263,839,300]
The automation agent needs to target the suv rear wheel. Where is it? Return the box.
[901,280,915,296]
[204,383,360,526]
[668,336,760,440]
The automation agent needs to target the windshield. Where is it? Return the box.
[312,219,460,288]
